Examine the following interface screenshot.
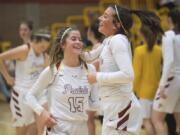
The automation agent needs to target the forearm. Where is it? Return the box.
[82,45,103,62]
[25,67,52,115]
[25,91,44,115]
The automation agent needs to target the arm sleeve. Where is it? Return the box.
[81,45,103,62]
[25,66,53,115]
[133,48,142,96]
[159,35,174,87]
[96,36,134,84]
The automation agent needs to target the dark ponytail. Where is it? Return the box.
[140,25,156,52]
[131,9,164,51]
[111,5,164,40]
[131,9,164,35]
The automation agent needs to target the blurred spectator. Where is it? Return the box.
[19,20,33,44]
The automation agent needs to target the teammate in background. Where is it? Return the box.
[25,27,99,135]
[152,7,180,135]
[87,20,104,135]
[19,21,33,44]
[82,5,164,135]
[133,25,163,135]
[0,28,51,135]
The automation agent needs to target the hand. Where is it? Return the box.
[40,110,57,128]
[87,72,97,84]
[6,76,14,86]
[159,86,167,99]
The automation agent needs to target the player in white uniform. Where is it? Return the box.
[0,29,51,135]
[152,8,180,135]
[25,27,99,135]
[82,5,165,135]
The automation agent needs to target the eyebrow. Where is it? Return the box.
[70,36,81,39]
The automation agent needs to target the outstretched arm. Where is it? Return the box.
[81,44,103,62]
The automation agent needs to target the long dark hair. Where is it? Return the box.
[140,25,157,52]
[110,5,133,36]
[89,19,104,42]
[110,5,164,39]
[49,27,88,69]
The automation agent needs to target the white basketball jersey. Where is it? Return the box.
[14,46,45,90]
[48,63,98,122]
[98,34,133,98]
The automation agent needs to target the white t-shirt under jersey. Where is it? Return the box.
[14,47,45,91]
[160,30,180,87]
[83,34,134,98]
[25,63,98,121]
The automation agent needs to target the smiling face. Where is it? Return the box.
[61,30,83,57]
[19,23,32,42]
[98,7,117,36]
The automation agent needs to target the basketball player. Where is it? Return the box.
[152,7,180,135]
[25,27,99,135]
[0,28,51,135]
[82,5,164,135]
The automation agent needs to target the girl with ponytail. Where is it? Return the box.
[82,4,164,135]
[25,27,99,135]
[133,21,163,135]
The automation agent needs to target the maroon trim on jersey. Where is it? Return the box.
[165,84,170,88]
[14,105,21,111]
[12,89,19,97]
[116,101,132,130]
[122,126,127,131]
[117,114,130,131]
[12,96,19,104]
[167,76,174,82]
[118,101,132,118]
[16,111,22,117]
